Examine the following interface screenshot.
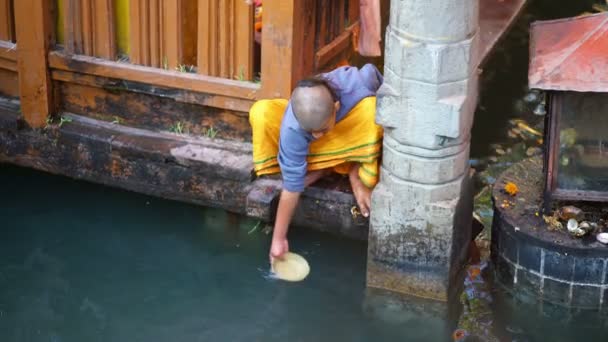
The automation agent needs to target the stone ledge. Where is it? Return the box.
[0,104,369,240]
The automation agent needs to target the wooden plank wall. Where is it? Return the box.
[129,0,186,70]
[197,0,254,80]
[0,0,15,42]
[61,0,116,59]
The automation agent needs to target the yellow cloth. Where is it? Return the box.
[249,96,383,188]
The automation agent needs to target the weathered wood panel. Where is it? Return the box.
[51,69,254,113]
[0,0,15,42]
[129,0,150,65]
[130,0,184,69]
[61,0,115,59]
[181,0,198,66]
[315,22,359,70]
[49,52,259,100]
[56,81,252,141]
[0,40,17,72]
[197,0,253,80]
[14,0,54,128]
[0,69,19,97]
[162,0,182,70]
[92,0,116,58]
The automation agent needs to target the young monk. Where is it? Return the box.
[249,64,384,262]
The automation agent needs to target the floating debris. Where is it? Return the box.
[567,219,588,237]
[533,103,546,116]
[503,182,519,196]
[495,148,506,155]
[523,91,540,103]
[558,205,583,221]
[515,121,543,137]
[543,213,563,230]
[596,233,608,245]
[526,147,542,156]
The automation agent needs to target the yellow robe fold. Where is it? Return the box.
[249,96,383,188]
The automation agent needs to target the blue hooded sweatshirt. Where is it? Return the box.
[278,63,384,192]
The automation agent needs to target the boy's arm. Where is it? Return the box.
[272,110,310,261]
[270,190,300,261]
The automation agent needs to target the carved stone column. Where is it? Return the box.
[368,0,480,301]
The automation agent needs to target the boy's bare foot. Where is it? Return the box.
[349,165,371,217]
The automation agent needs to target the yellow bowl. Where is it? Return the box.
[271,252,310,282]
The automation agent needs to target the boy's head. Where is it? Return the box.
[291,77,340,139]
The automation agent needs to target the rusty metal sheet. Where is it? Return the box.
[529,12,608,92]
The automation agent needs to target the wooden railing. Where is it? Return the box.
[1,0,361,129]
[0,0,15,42]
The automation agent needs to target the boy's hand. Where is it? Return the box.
[270,237,289,264]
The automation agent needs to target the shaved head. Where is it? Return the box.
[291,77,337,131]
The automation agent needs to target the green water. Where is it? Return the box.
[0,164,447,342]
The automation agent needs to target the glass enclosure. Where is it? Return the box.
[553,91,608,197]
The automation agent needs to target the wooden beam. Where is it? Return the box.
[260,0,316,99]
[62,0,84,54]
[197,0,219,76]
[233,0,254,80]
[0,68,18,97]
[0,40,17,61]
[0,0,15,42]
[315,22,359,69]
[129,0,150,65]
[0,41,16,71]
[81,0,94,55]
[197,0,253,80]
[348,0,360,26]
[49,51,259,99]
[92,0,116,59]
[14,0,54,127]
[181,0,198,66]
[162,0,183,70]
[218,0,231,78]
[149,0,161,67]
[51,69,255,112]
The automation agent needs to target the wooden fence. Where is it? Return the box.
[0,0,361,130]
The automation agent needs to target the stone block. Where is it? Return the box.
[388,0,479,42]
[519,243,542,273]
[571,285,602,309]
[543,278,571,307]
[380,143,469,184]
[376,73,479,150]
[573,258,606,285]
[499,229,518,263]
[517,270,542,296]
[543,250,574,281]
[384,27,480,85]
[495,255,516,287]
[372,173,466,212]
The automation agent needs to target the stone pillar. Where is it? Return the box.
[367,0,480,301]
